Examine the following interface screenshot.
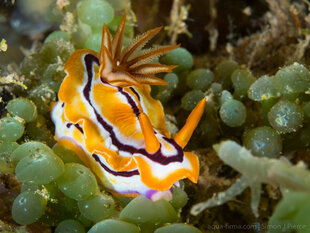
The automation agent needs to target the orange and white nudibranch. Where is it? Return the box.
[51,15,205,201]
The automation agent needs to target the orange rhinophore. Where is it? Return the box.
[51,15,205,201]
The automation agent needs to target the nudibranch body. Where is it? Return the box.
[52,16,205,201]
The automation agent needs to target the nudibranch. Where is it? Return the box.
[52,15,205,201]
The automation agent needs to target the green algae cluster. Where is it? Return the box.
[2,0,310,232]
[160,57,310,156]
[155,46,310,232]
[0,0,201,232]
[192,141,310,223]
[268,191,310,233]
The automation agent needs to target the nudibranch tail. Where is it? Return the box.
[52,15,204,201]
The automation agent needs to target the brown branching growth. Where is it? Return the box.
[205,0,218,51]
[166,0,192,45]
[234,0,310,75]
[122,0,137,23]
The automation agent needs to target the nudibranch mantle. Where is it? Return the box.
[52,16,205,201]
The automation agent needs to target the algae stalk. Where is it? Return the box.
[191,141,310,216]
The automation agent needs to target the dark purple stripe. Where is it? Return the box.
[117,86,140,117]
[83,55,95,101]
[83,55,137,153]
[132,137,183,164]
[66,123,84,134]
[92,154,139,177]
[129,87,141,101]
[75,124,84,134]
[99,78,140,118]
[82,54,184,166]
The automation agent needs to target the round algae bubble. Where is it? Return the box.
[106,0,127,10]
[231,69,255,99]
[157,89,172,105]
[78,193,115,222]
[0,141,18,174]
[268,100,303,133]
[215,60,238,90]
[181,90,204,111]
[248,75,279,101]
[166,47,193,73]
[273,63,310,95]
[77,0,114,28]
[43,63,66,83]
[0,142,19,159]
[164,73,179,89]
[57,163,98,200]
[29,84,56,114]
[41,64,64,92]
[6,98,37,122]
[53,144,83,164]
[243,126,282,158]
[40,40,74,64]
[45,31,69,42]
[21,183,39,192]
[156,73,179,104]
[210,82,222,97]
[268,192,310,233]
[219,99,246,127]
[108,16,133,37]
[155,223,202,233]
[12,190,47,225]
[26,116,55,146]
[84,33,102,53]
[169,186,188,210]
[15,149,65,185]
[11,141,53,162]
[88,219,140,233]
[186,68,214,91]
[55,219,85,233]
[219,90,233,105]
[120,195,178,224]
[0,117,24,142]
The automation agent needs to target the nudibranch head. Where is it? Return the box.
[52,15,205,201]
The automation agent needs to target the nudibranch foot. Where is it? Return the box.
[52,15,205,201]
